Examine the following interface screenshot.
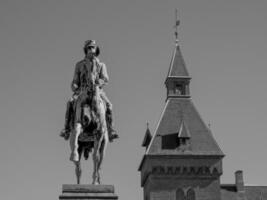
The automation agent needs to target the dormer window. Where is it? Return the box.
[178,138,187,146]
[176,120,191,151]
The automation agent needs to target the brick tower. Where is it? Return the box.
[138,20,224,200]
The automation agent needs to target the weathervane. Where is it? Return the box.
[174,9,180,45]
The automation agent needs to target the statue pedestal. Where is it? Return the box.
[59,184,118,200]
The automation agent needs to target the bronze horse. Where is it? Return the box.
[69,86,109,184]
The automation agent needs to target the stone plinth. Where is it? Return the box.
[59,184,118,200]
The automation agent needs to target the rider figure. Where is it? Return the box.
[60,40,118,145]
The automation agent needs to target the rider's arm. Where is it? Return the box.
[97,62,109,88]
[71,62,81,92]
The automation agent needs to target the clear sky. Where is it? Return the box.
[1,0,267,200]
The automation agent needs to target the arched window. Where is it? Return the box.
[187,188,195,200]
[176,188,185,200]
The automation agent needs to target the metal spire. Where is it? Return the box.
[174,9,180,45]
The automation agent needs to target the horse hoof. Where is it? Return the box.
[92,181,99,185]
[92,176,101,185]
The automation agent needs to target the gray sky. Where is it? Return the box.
[1,0,267,200]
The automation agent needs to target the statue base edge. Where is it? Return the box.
[59,184,118,200]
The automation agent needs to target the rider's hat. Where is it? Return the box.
[84,40,100,57]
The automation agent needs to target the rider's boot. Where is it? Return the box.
[106,108,119,142]
[108,127,119,142]
[60,126,70,140]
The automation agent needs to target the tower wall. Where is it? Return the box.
[140,156,222,200]
[144,177,221,200]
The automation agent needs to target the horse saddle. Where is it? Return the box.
[78,131,97,142]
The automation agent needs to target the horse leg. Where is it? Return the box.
[75,161,82,184]
[94,140,103,185]
[92,140,100,185]
[98,135,107,168]
[93,98,109,185]
[96,132,108,184]
[69,123,82,162]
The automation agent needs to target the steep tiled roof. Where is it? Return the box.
[146,98,224,156]
[167,45,190,78]
[221,185,267,200]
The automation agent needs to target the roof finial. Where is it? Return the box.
[146,122,149,129]
[174,9,180,45]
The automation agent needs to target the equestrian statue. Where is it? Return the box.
[60,40,118,184]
